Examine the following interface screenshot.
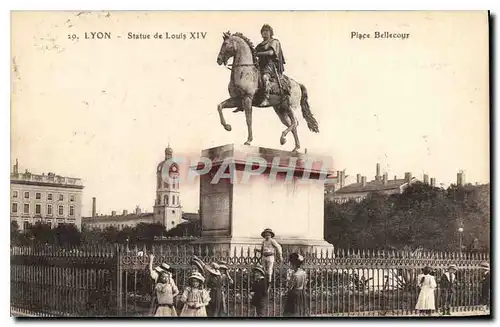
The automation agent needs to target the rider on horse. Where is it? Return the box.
[256,24,286,106]
[233,24,286,112]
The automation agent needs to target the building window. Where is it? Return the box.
[35,204,41,215]
[12,203,18,213]
[47,204,52,216]
[59,194,64,201]
[24,192,29,199]
[70,195,75,202]
[12,191,18,198]
[171,221,175,225]
[58,205,64,216]
[172,196,175,205]
[164,195,169,205]
[172,210,175,214]
[48,193,53,201]
[69,205,74,217]
[23,221,30,230]
[36,192,41,200]
[24,203,29,214]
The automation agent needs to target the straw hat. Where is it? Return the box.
[479,262,490,270]
[261,228,275,238]
[205,262,221,276]
[188,272,205,283]
[218,260,229,271]
[190,257,205,273]
[252,265,266,276]
[154,262,172,273]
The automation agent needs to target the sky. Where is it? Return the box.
[11,11,490,216]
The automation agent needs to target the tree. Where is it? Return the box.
[54,223,81,246]
[324,182,490,251]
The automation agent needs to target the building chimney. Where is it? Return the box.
[111,211,116,216]
[457,170,465,186]
[394,175,397,181]
[339,170,346,188]
[92,197,96,217]
[375,163,381,181]
[423,174,429,185]
[356,174,361,184]
[404,172,412,184]
[135,206,142,215]
[361,176,367,187]
[430,178,436,187]
[383,173,388,185]
[13,159,19,174]
[123,209,128,215]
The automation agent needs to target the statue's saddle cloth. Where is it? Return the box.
[257,74,292,96]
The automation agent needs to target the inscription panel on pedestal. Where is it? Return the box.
[200,175,231,236]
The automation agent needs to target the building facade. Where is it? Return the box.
[82,206,154,230]
[10,160,84,230]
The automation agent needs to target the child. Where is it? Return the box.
[153,269,179,317]
[148,254,174,316]
[180,272,211,317]
[250,265,269,317]
[218,261,234,316]
[415,266,437,316]
[192,256,224,317]
[254,228,283,284]
[283,253,307,317]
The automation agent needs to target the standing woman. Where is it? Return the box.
[153,268,179,317]
[415,266,437,316]
[283,253,308,317]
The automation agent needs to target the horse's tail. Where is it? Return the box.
[299,83,319,133]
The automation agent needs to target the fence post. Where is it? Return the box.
[116,244,123,317]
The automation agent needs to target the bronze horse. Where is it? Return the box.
[216,32,319,152]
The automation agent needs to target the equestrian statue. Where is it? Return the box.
[216,24,319,152]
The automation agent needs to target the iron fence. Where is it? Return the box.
[10,244,489,317]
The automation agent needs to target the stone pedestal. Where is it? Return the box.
[192,144,334,256]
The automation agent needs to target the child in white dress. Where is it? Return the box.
[180,272,211,317]
[415,266,437,316]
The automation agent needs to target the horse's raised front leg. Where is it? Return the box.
[242,96,253,145]
[217,98,240,132]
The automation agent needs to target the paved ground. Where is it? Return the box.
[11,308,490,318]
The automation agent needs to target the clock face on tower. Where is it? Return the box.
[169,163,179,178]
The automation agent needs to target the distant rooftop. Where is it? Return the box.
[335,178,416,194]
[10,171,83,188]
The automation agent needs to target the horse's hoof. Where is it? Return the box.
[224,124,232,131]
[280,137,286,145]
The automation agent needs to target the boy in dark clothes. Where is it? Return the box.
[250,265,269,317]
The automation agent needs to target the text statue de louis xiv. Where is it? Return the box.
[216,24,319,152]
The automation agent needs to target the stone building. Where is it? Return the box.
[10,159,84,230]
[327,163,428,204]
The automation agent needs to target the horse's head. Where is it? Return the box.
[217,31,236,66]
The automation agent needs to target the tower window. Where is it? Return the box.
[164,195,169,205]
[172,196,175,205]
[172,210,175,214]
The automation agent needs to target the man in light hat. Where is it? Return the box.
[255,228,283,284]
[218,261,234,316]
[479,262,490,311]
[439,264,458,315]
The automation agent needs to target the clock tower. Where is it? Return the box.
[153,145,183,230]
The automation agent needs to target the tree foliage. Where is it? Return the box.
[324,182,490,251]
